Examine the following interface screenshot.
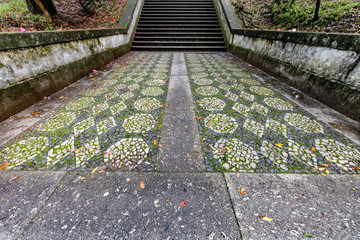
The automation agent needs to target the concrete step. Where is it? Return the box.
[137,24,220,28]
[131,45,227,51]
[134,32,224,37]
[141,9,216,12]
[138,20,219,24]
[135,28,222,32]
[143,4,214,9]
[139,16,218,20]
[132,41,225,46]
[140,13,218,17]
[133,36,225,41]
[144,1,214,5]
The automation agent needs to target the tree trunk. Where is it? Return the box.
[25,0,43,14]
[313,0,321,21]
[25,0,58,16]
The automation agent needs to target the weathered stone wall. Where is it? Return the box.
[0,0,143,121]
[215,0,360,120]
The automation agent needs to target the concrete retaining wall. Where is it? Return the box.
[215,0,360,120]
[0,0,143,121]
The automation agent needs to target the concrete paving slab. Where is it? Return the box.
[166,75,194,111]
[0,171,66,239]
[157,110,205,172]
[157,53,205,172]
[225,173,360,239]
[22,172,240,239]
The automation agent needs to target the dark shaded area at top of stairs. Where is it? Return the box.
[132,0,226,51]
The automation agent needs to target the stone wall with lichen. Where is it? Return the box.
[229,33,360,120]
[0,0,143,121]
[215,0,360,120]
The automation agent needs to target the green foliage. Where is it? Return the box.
[0,0,28,15]
[273,0,360,27]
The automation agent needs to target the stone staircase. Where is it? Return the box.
[131,0,226,51]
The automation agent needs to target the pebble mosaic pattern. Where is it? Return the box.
[186,53,360,174]
[0,52,172,171]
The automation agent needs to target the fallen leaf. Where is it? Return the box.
[0,162,9,170]
[325,168,330,174]
[236,189,246,196]
[303,233,313,238]
[139,180,145,189]
[236,173,240,178]
[318,167,325,171]
[80,177,86,180]
[11,176,21,181]
[104,150,113,157]
[221,147,225,153]
[179,200,188,208]
[311,147,316,152]
[321,163,329,167]
[352,187,356,191]
[320,173,327,176]
[225,147,232,152]
[196,116,203,120]
[355,166,360,170]
[274,143,283,148]
[187,155,191,157]
[73,148,80,152]
[259,216,273,222]
[98,170,105,173]
[159,144,163,148]
[32,111,42,116]
[91,167,98,174]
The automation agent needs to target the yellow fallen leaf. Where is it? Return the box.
[274,143,283,148]
[226,147,232,152]
[260,216,273,222]
[197,100,200,103]
[352,187,356,191]
[320,173,327,176]
[80,177,86,180]
[326,168,330,174]
[319,167,325,171]
[91,167,98,174]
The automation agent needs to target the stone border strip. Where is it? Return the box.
[156,53,205,172]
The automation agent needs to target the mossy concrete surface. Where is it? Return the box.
[0,0,143,122]
[0,43,130,121]
[230,44,360,121]
[216,0,360,120]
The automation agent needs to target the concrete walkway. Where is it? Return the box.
[0,52,360,239]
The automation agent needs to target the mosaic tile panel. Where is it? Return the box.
[0,52,172,172]
[186,53,360,174]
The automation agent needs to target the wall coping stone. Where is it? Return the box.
[218,0,360,52]
[0,0,139,51]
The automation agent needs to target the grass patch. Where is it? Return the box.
[0,0,29,15]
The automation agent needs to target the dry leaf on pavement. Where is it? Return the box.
[140,180,145,189]
[179,200,188,208]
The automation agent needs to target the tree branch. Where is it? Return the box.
[33,0,53,21]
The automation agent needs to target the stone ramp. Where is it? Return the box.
[1,51,360,239]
